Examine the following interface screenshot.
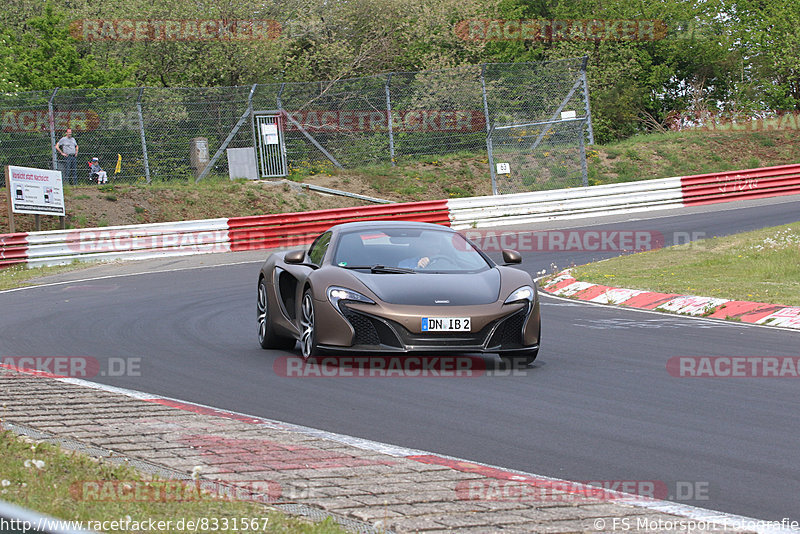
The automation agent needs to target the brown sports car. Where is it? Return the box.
[257,221,541,364]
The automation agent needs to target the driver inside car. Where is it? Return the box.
[397,233,447,269]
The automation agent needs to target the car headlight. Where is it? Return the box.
[504,285,535,304]
[327,286,376,309]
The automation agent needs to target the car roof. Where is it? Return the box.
[330,221,453,233]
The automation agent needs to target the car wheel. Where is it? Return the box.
[258,278,296,350]
[300,289,319,359]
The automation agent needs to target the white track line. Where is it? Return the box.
[0,259,263,295]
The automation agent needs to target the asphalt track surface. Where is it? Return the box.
[3,197,800,522]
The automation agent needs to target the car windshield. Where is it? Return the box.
[332,228,491,273]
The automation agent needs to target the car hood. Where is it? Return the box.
[354,268,501,305]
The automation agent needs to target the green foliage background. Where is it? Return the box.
[1,0,798,144]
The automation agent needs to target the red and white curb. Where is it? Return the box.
[541,270,800,330]
[3,365,793,533]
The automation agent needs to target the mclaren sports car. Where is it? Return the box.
[257,221,541,364]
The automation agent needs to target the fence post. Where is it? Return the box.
[250,84,259,156]
[276,82,289,175]
[480,64,498,195]
[277,82,285,110]
[580,56,594,145]
[48,88,59,171]
[580,122,588,186]
[385,73,395,166]
[136,88,151,183]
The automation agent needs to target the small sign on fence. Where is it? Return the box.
[496,162,511,174]
[5,165,66,233]
[261,123,279,145]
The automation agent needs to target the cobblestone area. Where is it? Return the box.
[0,370,754,533]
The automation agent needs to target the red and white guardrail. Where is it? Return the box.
[0,200,450,269]
[447,163,800,229]
[1,163,798,269]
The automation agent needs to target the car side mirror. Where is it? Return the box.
[285,250,305,264]
[502,249,522,265]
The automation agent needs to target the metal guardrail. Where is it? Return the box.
[3,163,800,268]
[0,500,99,534]
[0,200,451,268]
[681,163,800,205]
[447,176,685,229]
[226,200,451,251]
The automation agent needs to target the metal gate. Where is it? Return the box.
[483,58,593,194]
[253,112,288,178]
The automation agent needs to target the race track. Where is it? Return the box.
[3,197,799,521]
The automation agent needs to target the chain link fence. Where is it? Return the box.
[484,58,593,193]
[0,57,591,194]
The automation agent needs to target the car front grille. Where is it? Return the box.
[391,320,495,348]
[341,305,527,351]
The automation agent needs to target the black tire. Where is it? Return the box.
[299,289,320,360]
[258,278,296,350]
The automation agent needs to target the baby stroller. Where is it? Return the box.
[87,157,108,184]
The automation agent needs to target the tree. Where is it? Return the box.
[734,0,800,110]
[1,4,133,91]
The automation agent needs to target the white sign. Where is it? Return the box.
[496,162,511,174]
[261,123,279,145]
[561,110,577,120]
[7,165,65,216]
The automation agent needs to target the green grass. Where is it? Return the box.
[3,129,800,233]
[587,129,800,185]
[0,429,347,534]
[0,263,95,290]
[571,223,800,306]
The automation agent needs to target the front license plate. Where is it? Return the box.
[421,317,471,332]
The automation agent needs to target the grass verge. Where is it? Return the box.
[2,129,799,233]
[0,262,97,291]
[0,428,347,534]
[571,223,800,306]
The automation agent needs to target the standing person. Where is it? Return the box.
[55,128,79,185]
